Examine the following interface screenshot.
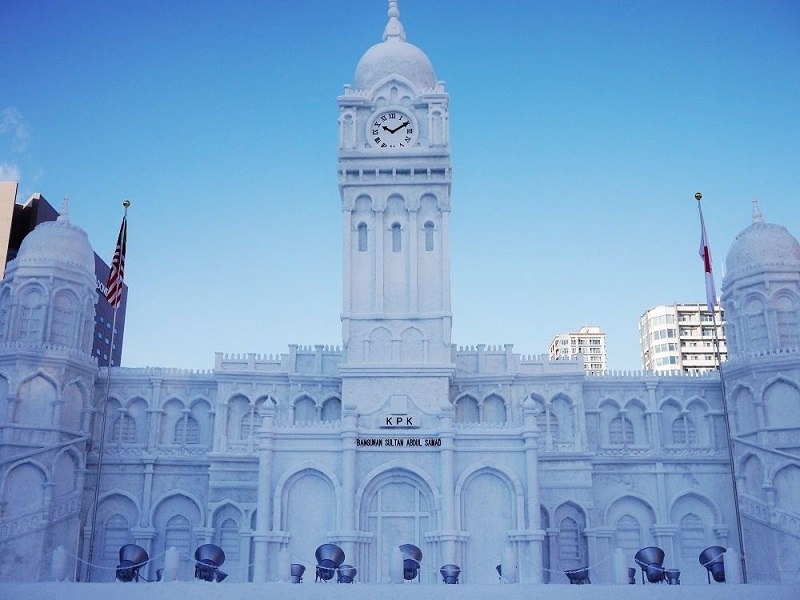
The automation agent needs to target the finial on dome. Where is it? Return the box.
[752,198,764,224]
[383,0,406,42]
[58,195,70,222]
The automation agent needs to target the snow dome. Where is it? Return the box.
[725,201,800,278]
[354,1,437,91]
[14,210,95,277]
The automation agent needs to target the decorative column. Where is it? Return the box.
[651,524,677,567]
[141,460,155,527]
[131,528,156,580]
[375,207,384,312]
[521,397,543,583]
[409,206,418,313]
[585,528,599,582]
[645,381,661,452]
[253,403,276,582]
[339,404,358,561]
[439,406,457,565]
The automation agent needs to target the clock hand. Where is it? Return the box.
[388,121,410,134]
[382,125,393,132]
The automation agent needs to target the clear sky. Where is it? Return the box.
[1,0,798,371]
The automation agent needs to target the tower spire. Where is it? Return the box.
[383,0,406,41]
[58,195,70,222]
[752,198,764,224]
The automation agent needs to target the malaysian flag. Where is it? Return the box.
[106,212,127,308]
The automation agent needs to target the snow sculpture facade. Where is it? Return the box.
[0,1,798,586]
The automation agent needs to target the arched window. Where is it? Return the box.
[559,517,580,561]
[240,411,258,439]
[111,413,136,443]
[775,296,800,348]
[218,518,240,561]
[745,299,768,347]
[50,291,77,346]
[609,415,633,445]
[164,514,191,555]
[455,396,479,424]
[357,222,368,252]
[321,397,342,422]
[103,514,130,559]
[679,513,705,558]
[672,415,697,445]
[174,414,200,444]
[615,514,641,555]
[537,410,559,440]
[424,221,434,251]
[294,397,317,424]
[0,289,10,341]
[18,288,44,341]
[391,223,401,252]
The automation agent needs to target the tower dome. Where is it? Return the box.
[14,208,96,279]
[353,1,437,91]
[724,201,800,278]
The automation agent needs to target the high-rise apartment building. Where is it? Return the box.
[639,303,726,374]
[548,326,607,374]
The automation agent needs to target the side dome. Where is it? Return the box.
[353,0,436,92]
[15,213,96,277]
[724,203,800,279]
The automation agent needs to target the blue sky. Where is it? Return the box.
[1,0,798,370]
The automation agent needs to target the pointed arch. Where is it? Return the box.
[762,377,800,429]
[482,392,507,425]
[454,392,479,424]
[292,393,317,424]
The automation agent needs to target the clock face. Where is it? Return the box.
[369,110,417,148]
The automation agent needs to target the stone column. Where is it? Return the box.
[253,403,276,582]
[521,397,543,583]
[439,408,457,564]
[340,404,358,560]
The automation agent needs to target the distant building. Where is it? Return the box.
[548,326,607,374]
[0,182,126,366]
[639,303,726,374]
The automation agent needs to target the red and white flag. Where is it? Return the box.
[106,214,127,308]
[698,205,716,312]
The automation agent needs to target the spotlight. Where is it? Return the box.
[634,547,665,584]
[315,543,345,582]
[290,563,305,583]
[399,544,422,581]
[564,566,590,584]
[337,564,357,583]
[194,544,227,582]
[115,544,149,582]
[699,546,726,583]
[665,568,681,585]
[440,564,461,584]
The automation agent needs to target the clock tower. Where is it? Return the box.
[337,1,453,415]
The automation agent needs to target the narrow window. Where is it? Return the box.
[391,223,401,252]
[424,221,434,251]
[357,222,368,252]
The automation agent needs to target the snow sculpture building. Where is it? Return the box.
[1,1,798,586]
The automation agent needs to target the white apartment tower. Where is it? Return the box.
[639,303,727,374]
[548,326,607,374]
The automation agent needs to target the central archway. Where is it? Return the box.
[358,467,436,583]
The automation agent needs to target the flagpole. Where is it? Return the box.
[86,200,130,581]
[696,192,747,583]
